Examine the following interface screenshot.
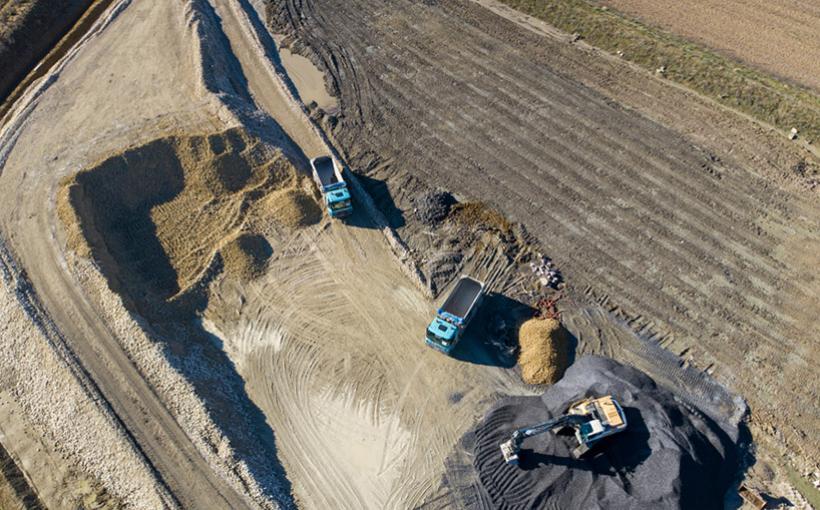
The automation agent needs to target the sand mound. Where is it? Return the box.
[221,234,272,281]
[518,317,569,384]
[261,185,322,229]
[57,128,317,298]
[447,356,741,509]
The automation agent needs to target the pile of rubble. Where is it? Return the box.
[529,253,561,288]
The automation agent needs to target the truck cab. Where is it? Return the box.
[310,156,353,218]
[426,317,459,353]
[425,276,484,354]
[326,186,352,218]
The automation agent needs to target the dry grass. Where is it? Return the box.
[786,466,820,510]
[451,202,513,234]
[497,0,820,145]
[518,317,570,384]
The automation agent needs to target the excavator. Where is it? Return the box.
[500,395,628,465]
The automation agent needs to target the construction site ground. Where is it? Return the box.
[271,0,819,499]
[0,0,816,508]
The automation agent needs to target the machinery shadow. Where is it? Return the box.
[517,406,651,476]
[450,292,536,368]
[352,172,406,229]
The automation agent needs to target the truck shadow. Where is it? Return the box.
[339,200,384,229]
[450,292,536,368]
[350,172,406,229]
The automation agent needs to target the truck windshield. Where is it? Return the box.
[426,331,446,345]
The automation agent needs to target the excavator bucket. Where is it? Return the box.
[500,439,519,465]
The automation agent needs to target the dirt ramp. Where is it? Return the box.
[447,356,741,509]
[58,127,318,300]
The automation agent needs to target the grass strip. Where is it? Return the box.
[494,0,820,144]
[787,466,820,509]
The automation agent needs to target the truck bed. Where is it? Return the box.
[313,156,340,186]
[440,276,483,318]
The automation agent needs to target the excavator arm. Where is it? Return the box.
[500,414,586,465]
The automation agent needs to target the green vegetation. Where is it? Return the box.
[787,467,820,509]
[496,0,820,144]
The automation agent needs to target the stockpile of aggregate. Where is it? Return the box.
[518,317,570,385]
[412,190,456,226]
[57,127,320,297]
[448,356,740,509]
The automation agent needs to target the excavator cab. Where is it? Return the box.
[500,395,627,465]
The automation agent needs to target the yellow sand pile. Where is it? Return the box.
[518,317,570,385]
[220,233,272,281]
[57,127,320,297]
[261,184,323,229]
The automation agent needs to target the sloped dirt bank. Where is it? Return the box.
[0,0,93,101]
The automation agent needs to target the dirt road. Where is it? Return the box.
[212,0,327,159]
[203,2,536,506]
[270,0,820,468]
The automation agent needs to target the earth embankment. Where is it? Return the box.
[0,0,93,100]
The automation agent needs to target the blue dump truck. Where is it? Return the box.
[310,156,353,218]
[425,276,485,354]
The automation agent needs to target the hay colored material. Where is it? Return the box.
[518,317,569,385]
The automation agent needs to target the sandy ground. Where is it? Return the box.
[0,0,278,507]
[200,3,535,506]
[204,214,531,509]
[601,0,820,91]
[1,0,504,506]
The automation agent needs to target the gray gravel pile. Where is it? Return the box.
[448,356,740,509]
[412,190,456,226]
